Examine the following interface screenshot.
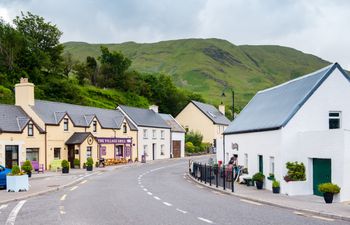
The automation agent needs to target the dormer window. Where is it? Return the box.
[28,123,33,136]
[93,121,97,132]
[123,122,127,133]
[63,118,69,131]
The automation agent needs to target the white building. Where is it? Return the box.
[159,113,185,158]
[118,105,171,161]
[219,63,350,202]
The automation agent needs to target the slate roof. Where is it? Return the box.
[0,104,31,133]
[159,113,186,133]
[224,63,350,135]
[65,132,92,145]
[118,105,171,129]
[31,100,126,129]
[190,100,230,125]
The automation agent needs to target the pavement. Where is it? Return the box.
[0,156,348,225]
[188,167,350,222]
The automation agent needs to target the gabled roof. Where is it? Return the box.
[159,113,186,133]
[224,63,350,135]
[31,100,125,129]
[118,105,171,129]
[65,132,92,145]
[190,100,230,125]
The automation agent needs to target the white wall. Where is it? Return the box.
[171,132,185,157]
[138,127,171,161]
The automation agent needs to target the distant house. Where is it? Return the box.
[221,63,350,202]
[175,100,230,148]
[118,105,171,161]
[159,113,185,158]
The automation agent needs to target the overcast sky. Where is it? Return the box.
[1,0,349,69]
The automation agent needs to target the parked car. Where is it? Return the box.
[0,165,11,189]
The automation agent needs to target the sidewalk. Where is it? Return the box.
[0,163,139,205]
[188,174,350,222]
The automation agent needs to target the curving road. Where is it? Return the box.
[0,156,347,225]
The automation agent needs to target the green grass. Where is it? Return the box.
[64,38,330,109]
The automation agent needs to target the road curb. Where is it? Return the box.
[187,173,350,222]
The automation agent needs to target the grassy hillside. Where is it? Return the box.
[64,38,330,109]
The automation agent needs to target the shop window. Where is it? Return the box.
[63,118,69,131]
[329,111,341,129]
[54,148,61,159]
[143,129,148,139]
[161,130,165,139]
[123,122,127,133]
[93,121,97,132]
[28,123,34,136]
[115,145,123,157]
[152,130,156,139]
[87,146,92,158]
[26,148,39,161]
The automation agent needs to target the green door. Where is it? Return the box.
[258,155,263,173]
[313,158,331,196]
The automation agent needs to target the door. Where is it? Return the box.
[173,141,181,158]
[68,145,75,168]
[152,144,156,160]
[313,158,331,196]
[258,155,263,173]
[5,145,19,169]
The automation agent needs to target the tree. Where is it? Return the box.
[86,56,98,85]
[62,52,75,77]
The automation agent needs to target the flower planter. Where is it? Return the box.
[323,192,334,204]
[256,181,263,190]
[272,187,280,194]
[86,165,93,171]
[62,167,69,174]
[6,175,29,192]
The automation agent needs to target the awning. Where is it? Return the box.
[65,132,93,145]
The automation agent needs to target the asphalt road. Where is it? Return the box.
[0,156,347,225]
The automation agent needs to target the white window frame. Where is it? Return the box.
[63,118,69,131]
[87,146,92,159]
[152,129,156,139]
[269,156,275,175]
[93,121,97,132]
[160,144,165,155]
[161,130,165,139]
[28,123,34,136]
[143,129,148,139]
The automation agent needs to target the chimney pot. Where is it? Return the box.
[218,104,225,115]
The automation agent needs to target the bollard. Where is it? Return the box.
[231,167,234,192]
[209,166,212,186]
[204,164,207,184]
[223,165,226,190]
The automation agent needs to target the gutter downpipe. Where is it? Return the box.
[45,124,47,170]
[223,133,225,164]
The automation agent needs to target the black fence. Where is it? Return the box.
[189,161,236,192]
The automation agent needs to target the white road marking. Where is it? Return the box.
[197,217,213,224]
[147,192,153,196]
[176,208,187,214]
[60,194,67,201]
[163,202,172,206]
[312,215,334,221]
[240,199,262,206]
[0,204,8,210]
[70,186,78,191]
[80,180,87,184]
[154,196,161,200]
[5,200,26,225]
[143,188,148,192]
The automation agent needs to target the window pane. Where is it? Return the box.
[329,112,340,117]
[329,118,340,129]
[26,148,39,161]
[54,148,61,159]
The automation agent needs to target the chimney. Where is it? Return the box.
[218,104,225,115]
[15,77,35,106]
[149,105,159,113]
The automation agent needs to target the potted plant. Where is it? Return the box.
[61,160,69,174]
[272,180,280,194]
[74,159,80,169]
[6,165,29,192]
[267,173,275,180]
[21,160,33,178]
[318,183,340,204]
[252,172,265,190]
[86,157,93,171]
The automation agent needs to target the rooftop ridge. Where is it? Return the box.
[35,99,117,112]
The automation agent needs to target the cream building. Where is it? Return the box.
[175,100,230,148]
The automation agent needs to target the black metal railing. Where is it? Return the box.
[190,161,235,192]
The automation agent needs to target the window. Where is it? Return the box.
[143,129,148,139]
[152,129,156,139]
[28,123,33,136]
[123,122,127,133]
[160,144,165,155]
[93,121,97,132]
[143,145,148,155]
[161,130,165,139]
[329,112,341,129]
[54,148,61,159]
[270,156,275,175]
[115,145,123,157]
[26,148,39,161]
[244,153,248,169]
[87,146,92,158]
[63,118,69,131]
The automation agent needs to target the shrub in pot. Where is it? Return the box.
[318,183,340,204]
[61,160,70,174]
[21,160,33,178]
[252,172,265,190]
[74,159,80,169]
[6,165,29,192]
[272,180,280,194]
[86,157,93,171]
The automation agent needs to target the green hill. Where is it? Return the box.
[63,38,330,109]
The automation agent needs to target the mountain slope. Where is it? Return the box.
[64,38,330,109]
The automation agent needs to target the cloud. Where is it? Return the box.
[0,0,349,68]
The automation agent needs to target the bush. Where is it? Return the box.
[185,131,203,147]
[185,142,195,153]
[272,180,280,188]
[318,183,340,194]
[21,160,33,173]
[74,159,80,166]
[252,172,265,182]
[200,143,211,152]
[86,157,93,167]
[9,165,22,176]
[61,160,69,169]
[285,161,306,181]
